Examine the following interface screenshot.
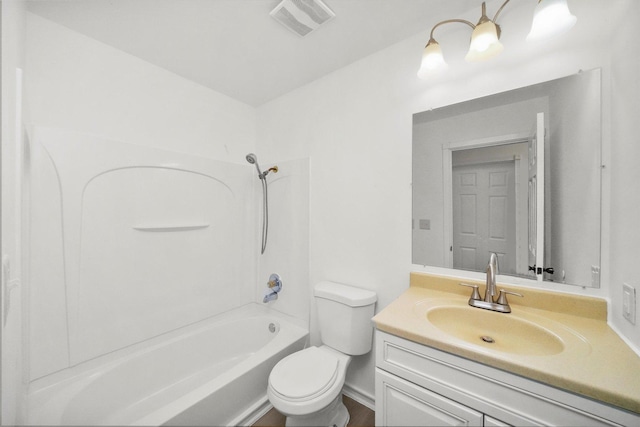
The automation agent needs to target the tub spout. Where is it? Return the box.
[263,289,279,303]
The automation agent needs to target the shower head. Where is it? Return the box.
[246,153,257,164]
[246,153,263,179]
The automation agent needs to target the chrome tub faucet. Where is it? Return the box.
[263,273,282,303]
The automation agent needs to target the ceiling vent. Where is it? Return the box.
[270,0,335,37]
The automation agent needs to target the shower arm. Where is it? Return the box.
[262,166,279,177]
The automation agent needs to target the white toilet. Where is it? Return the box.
[267,281,377,427]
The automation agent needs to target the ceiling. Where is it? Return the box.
[26,0,480,106]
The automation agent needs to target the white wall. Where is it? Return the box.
[257,0,630,399]
[1,0,27,424]
[25,13,256,161]
[609,0,640,351]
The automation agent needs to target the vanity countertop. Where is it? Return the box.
[372,272,640,415]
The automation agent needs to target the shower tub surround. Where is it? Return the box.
[27,304,308,426]
[24,127,308,425]
[28,127,257,375]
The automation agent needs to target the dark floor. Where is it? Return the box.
[252,395,375,427]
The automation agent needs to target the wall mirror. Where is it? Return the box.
[412,69,602,288]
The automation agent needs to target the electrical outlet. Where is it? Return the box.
[623,283,636,325]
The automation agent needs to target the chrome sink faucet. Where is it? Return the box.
[459,253,523,313]
[484,253,498,303]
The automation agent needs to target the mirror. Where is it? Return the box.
[412,69,601,287]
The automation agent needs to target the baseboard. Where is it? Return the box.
[231,395,273,427]
[342,383,375,411]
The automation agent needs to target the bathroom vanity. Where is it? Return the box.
[373,273,640,426]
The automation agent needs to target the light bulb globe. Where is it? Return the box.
[527,0,577,42]
[418,40,448,79]
[465,20,504,62]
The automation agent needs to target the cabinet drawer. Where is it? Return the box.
[376,331,629,426]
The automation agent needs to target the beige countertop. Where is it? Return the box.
[372,272,640,415]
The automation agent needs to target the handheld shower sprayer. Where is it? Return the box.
[246,153,278,254]
[245,153,263,179]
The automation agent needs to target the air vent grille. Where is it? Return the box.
[270,0,335,37]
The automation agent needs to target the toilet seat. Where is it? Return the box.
[268,346,350,416]
[270,347,339,401]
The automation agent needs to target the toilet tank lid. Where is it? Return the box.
[314,281,377,307]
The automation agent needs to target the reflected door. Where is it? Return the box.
[452,161,516,273]
[528,112,545,280]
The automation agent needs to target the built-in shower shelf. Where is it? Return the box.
[132,224,210,232]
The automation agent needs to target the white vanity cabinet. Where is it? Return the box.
[375,331,639,427]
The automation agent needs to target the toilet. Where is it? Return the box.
[267,281,377,427]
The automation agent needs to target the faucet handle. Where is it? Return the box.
[267,273,282,291]
[497,289,523,306]
[459,283,481,301]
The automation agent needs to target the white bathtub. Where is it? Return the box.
[27,304,308,426]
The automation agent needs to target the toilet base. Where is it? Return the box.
[284,394,349,427]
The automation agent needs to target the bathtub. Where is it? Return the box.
[27,304,308,426]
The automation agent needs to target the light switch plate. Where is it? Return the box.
[419,219,431,230]
[622,283,636,325]
[591,266,600,288]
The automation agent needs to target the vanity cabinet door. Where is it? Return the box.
[376,368,483,426]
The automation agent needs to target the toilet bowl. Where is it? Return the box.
[268,346,351,426]
[267,281,377,427]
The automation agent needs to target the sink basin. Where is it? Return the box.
[426,305,565,356]
[411,297,592,358]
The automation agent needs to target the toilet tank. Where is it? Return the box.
[314,281,377,356]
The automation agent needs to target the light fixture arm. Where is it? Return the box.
[429,18,476,41]
[492,0,511,24]
[429,0,512,42]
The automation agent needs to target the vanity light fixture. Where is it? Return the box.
[418,0,577,79]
